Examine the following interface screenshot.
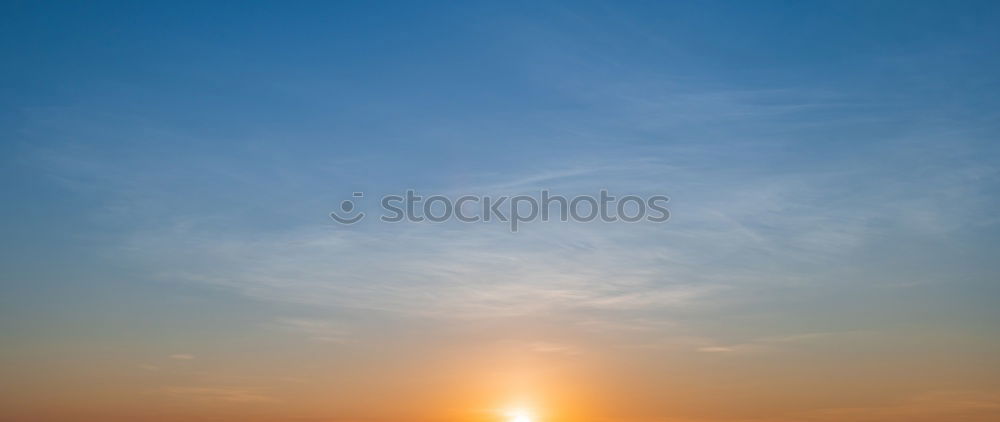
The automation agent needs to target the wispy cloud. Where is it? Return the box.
[155,386,280,404]
[169,353,195,360]
[266,318,352,344]
[695,331,867,354]
[98,131,996,338]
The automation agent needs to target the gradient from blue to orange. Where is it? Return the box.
[2,1,1000,421]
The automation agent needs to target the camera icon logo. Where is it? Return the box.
[330,192,365,224]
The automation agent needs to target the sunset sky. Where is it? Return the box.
[2,1,1000,421]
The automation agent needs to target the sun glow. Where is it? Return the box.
[504,408,535,422]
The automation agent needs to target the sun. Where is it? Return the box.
[504,408,534,422]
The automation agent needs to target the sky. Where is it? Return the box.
[2,1,1000,421]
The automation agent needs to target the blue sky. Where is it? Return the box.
[2,2,1000,421]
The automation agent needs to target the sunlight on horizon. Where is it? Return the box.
[503,407,535,422]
